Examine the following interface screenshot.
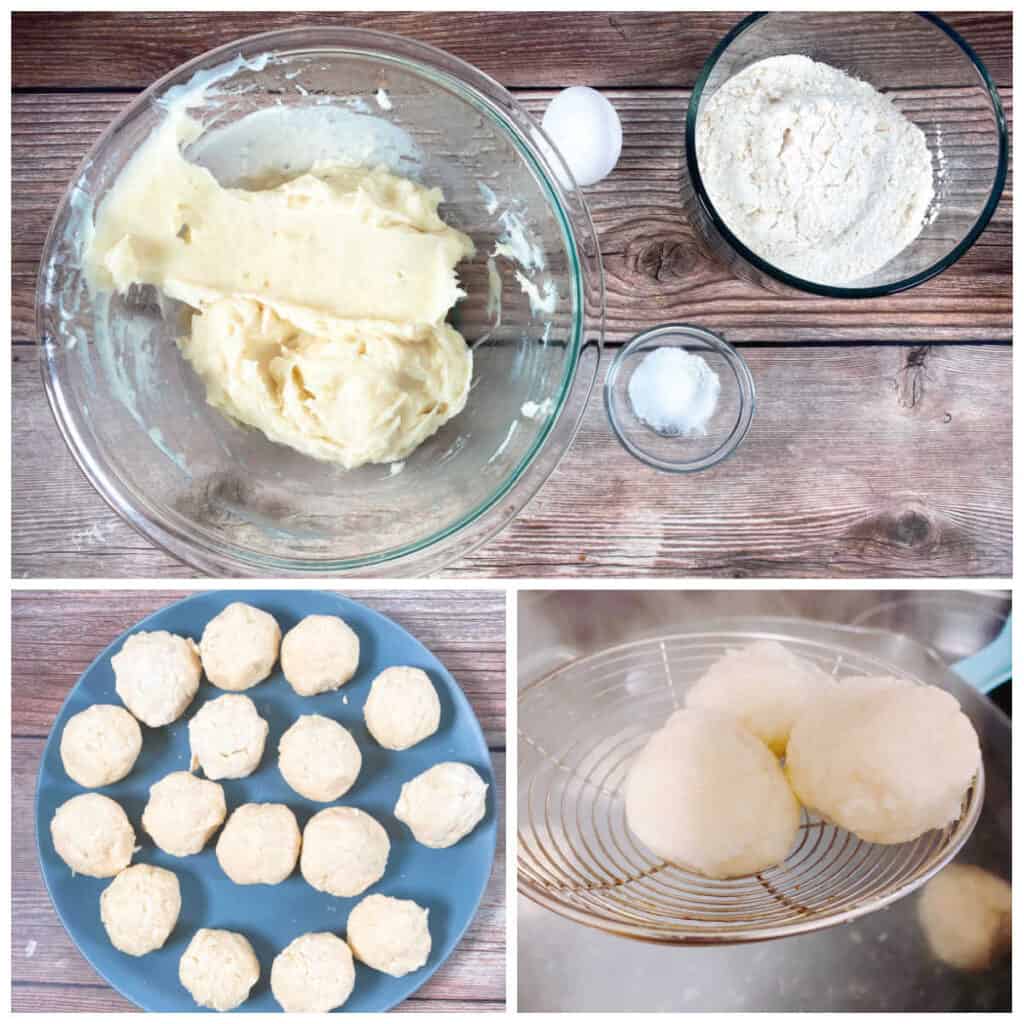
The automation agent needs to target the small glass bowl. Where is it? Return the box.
[604,325,754,473]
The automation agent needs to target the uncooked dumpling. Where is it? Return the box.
[179,928,260,1011]
[60,704,142,788]
[786,676,980,844]
[281,614,360,696]
[101,863,181,956]
[364,666,441,751]
[188,694,268,780]
[200,602,280,691]
[216,803,301,885]
[347,893,431,977]
[278,714,361,802]
[142,771,226,856]
[51,793,135,878]
[625,708,800,879]
[271,932,355,1012]
[685,640,836,755]
[300,807,390,898]
[394,762,488,849]
[112,631,201,727]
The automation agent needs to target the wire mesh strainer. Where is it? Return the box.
[518,628,984,945]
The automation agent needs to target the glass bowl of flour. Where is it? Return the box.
[37,28,603,576]
[682,12,1007,297]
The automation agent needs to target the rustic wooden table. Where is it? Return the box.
[12,12,1013,578]
[11,589,506,1012]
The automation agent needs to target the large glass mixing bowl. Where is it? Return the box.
[681,12,1008,297]
[37,28,603,576]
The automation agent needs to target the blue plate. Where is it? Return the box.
[35,590,497,1012]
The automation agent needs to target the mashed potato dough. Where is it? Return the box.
[101,863,181,956]
[271,932,355,1013]
[347,893,431,977]
[188,694,268,780]
[86,107,474,469]
[281,614,360,696]
[686,640,836,756]
[394,762,488,849]
[300,806,390,898]
[625,708,800,879]
[216,803,302,885]
[60,704,143,788]
[112,631,201,728]
[278,714,361,802]
[51,793,136,878]
[786,676,980,844]
[179,928,260,1012]
[142,771,227,857]
[364,666,441,751]
[199,602,280,691]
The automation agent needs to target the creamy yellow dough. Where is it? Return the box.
[86,109,475,468]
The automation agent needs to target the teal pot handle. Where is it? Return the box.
[952,615,1012,694]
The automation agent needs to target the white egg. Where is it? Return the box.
[541,86,622,187]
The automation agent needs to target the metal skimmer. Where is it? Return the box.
[518,629,984,945]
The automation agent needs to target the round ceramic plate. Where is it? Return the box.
[35,590,497,1012]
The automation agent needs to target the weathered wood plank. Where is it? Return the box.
[12,11,1012,91]
[452,343,1012,578]
[12,586,506,1011]
[12,343,1011,579]
[12,89,1013,344]
[12,589,506,745]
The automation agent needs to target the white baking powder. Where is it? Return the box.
[628,347,721,437]
[696,54,934,285]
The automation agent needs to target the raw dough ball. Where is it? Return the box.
[60,704,142,787]
[918,864,1011,970]
[364,666,441,750]
[394,762,488,849]
[278,714,361,801]
[625,708,800,879]
[216,803,301,885]
[271,932,355,1012]
[301,807,389,897]
[200,602,281,691]
[112,631,201,727]
[189,694,268,780]
[347,893,431,977]
[142,771,226,856]
[685,640,836,755]
[51,793,135,878]
[179,928,260,1012]
[281,614,360,696]
[100,863,181,956]
[786,677,981,844]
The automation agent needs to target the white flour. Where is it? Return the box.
[696,54,934,285]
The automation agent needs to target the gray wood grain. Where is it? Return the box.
[12,590,506,1012]
[12,11,1011,91]
[12,89,1013,344]
[12,343,1011,579]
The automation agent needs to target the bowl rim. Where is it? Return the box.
[604,323,756,474]
[36,26,605,576]
[684,11,1009,299]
